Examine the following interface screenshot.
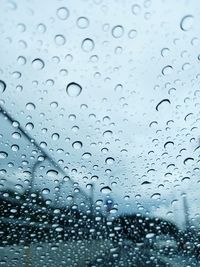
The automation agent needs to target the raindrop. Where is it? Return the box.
[180,15,194,31]
[25,122,34,131]
[131,4,141,15]
[47,170,58,177]
[112,25,124,38]
[42,188,50,195]
[77,17,89,29]
[12,132,21,139]
[17,56,26,65]
[51,133,60,141]
[82,152,91,159]
[103,130,113,138]
[151,193,161,200]
[55,34,66,46]
[26,102,35,111]
[11,144,19,151]
[100,186,112,194]
[56,7,70,20]
[81,38,95,52]
[128,29,137,39]
[156,99,171,111]
[66,82,82,97]
[0,80,6,93]
[183,157,194,165]
[162,65,173,75]
[72,141,82,149]
[0,151,8,159]
[164,141,174,149]
[32,58,45,70]
[105,157,115,165]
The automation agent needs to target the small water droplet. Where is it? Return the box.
[66,82,82,97]
[0,151,8,159]
[47,170,58,177]
[0,80,6,93]
[25,122,34,131]
[26,102,35,111]
[105,157,115,165]
[56,7,70,20]
[111,25,124,38]
[81,38,95,52]
[52,133,60,141]
[82,152,91,159]
[162,65,173,75]
[100,186,112,194]
[42,188,50,195]
[180,15,194,31]
[32,58,45,70]
[55,34,66,46]
[11,145,19,151]
[77,17,89,29]
[72,141,82,149]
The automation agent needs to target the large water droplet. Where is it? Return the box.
[66,82,82,97]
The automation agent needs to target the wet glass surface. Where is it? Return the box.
[0,0,200,266]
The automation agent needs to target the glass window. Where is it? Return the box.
[0,0,200,266]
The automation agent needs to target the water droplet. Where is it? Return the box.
[128,29,137,39]
[0,80,6,93]
[162,65,173,75]
[105,157,115,165]
[52,133,60,141]
[81,38,95,52]
[183,157,194,165]
[26,102,35,111]
[12,132,21,139]
[42,188,50,195]
[131,4,141,15]
[77,17,89,29]
[111,25,124,38]
[66,82,82,97]
[151,193,161,200]
[25,122,34,131]
[156,99,171,111]
[32,58,45,70]
[11,145,19,151]
[0,151,8,159]
[72,141,82,149]
[17,56,26,65]
[47,170,58,177]
[55,34,66,46]
[82,152,91,159]
[56,7,70,20]
[100,186,112,194]
[180,15,194,31]
[103,130,113,138]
